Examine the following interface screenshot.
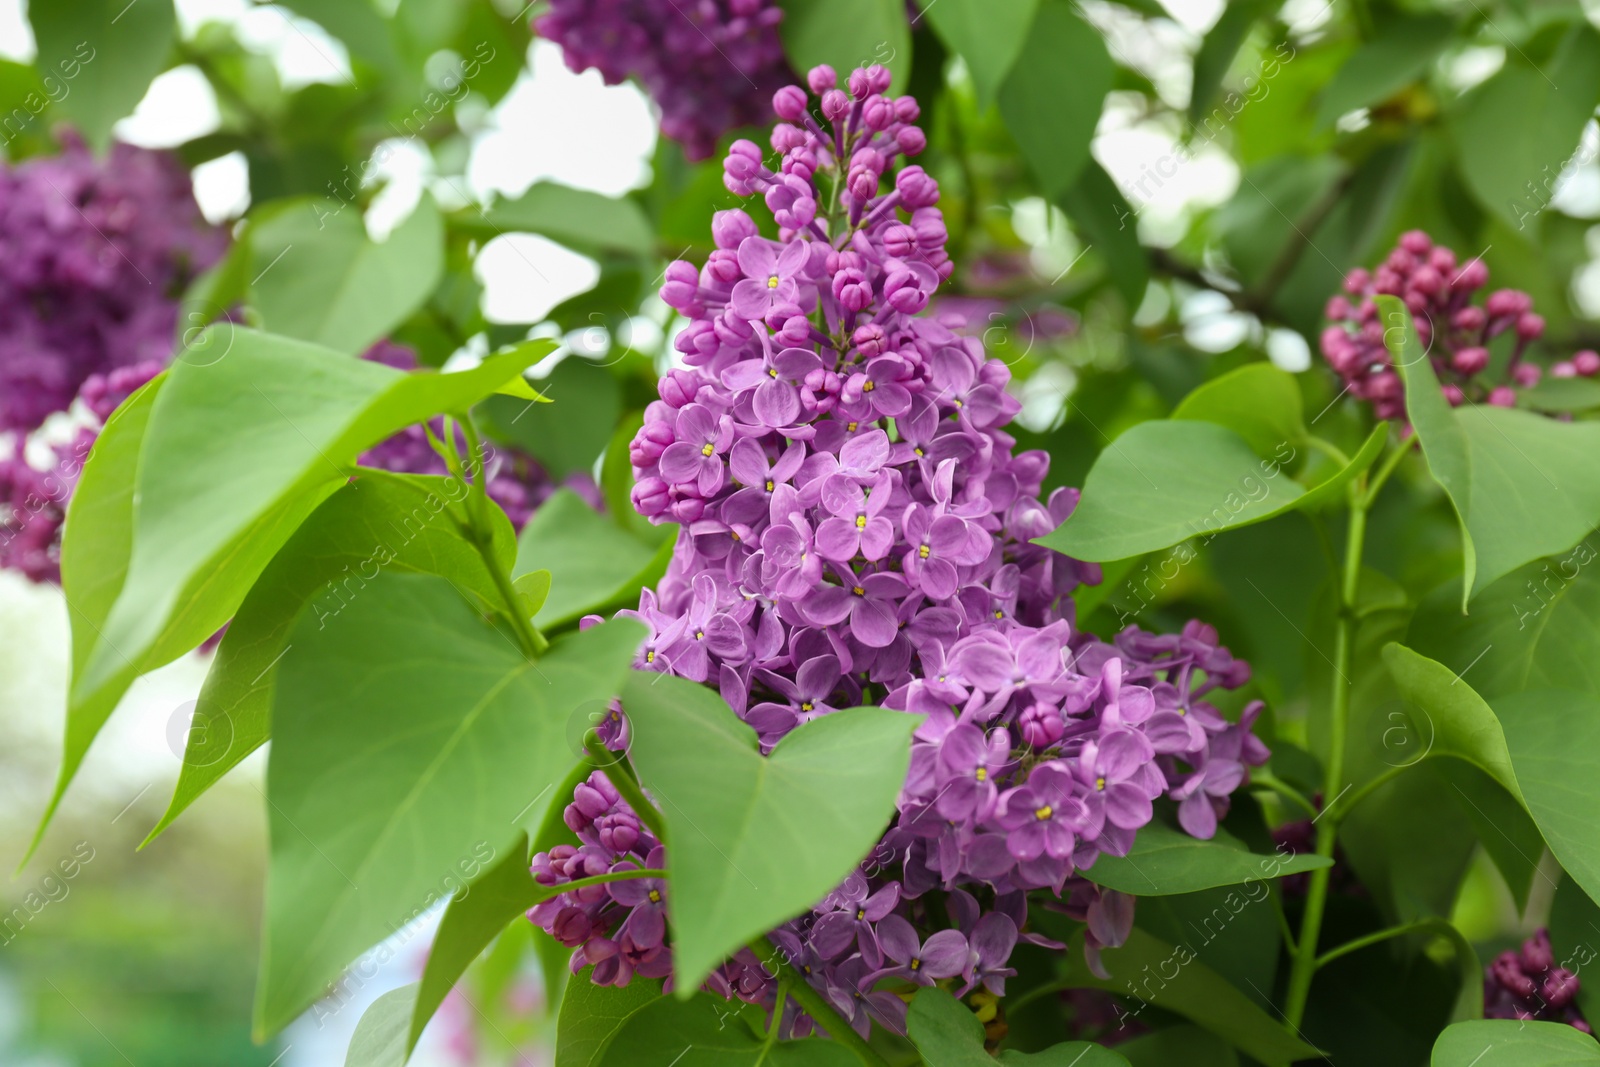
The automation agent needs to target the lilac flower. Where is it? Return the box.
[609,846,669,949]
[746,654,843,745]
[997,763,1090,862]
[932,723,1011,823]
[729,237,810,321]
[872,914,968,985]
[801,569,907,647]
[722,343,822,428]
[815,472,895,562]
[811,881,900,964]
[959,912,1019,996]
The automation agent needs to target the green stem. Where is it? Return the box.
[1360,431,1415,508]
[1333,761,1413,822]
[1314,920,1437,971]
[744,936,888,1067]
[591,741,668,841]
[460,417,549,658]
[1305,435,1351,469]
[1281,465,1371,1028]
[542,868,668,899]
[1250,772,1318,819]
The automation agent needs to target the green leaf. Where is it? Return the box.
[30,0,175,150]
[1118,1026,1239,1067]
[255,573,644,1036]
[997,0,1113,197]
[1432,1020,1600,1066]
[906,987,988,1067]
[37,331,554,858]
[1548,874,1600,1025]
[1406,548,1600,702]
[1315,14,1455,128]
[1381,645,1522,800]
[409,833,539,1053]
[146,470,514,843]
[248,195,445,355]
[1383,296,1600,603]
[25,374,163,868]
[344,984,418,1067]
[1056,160,1149,308]
[920,0,1038,111]
[596,993,858,1066]
[1170,363,1308,458]
[1082,822,1330,896]
[1188,0,1271,127]
[620,671,915,991]
[777,0,910,92]
[513,490,675,631]
[1052,928,1322,1066]
[554,973,665,1067]
[459,182,655,258]
[514,570,553,618]
[1519,376,1600,415]
[483,358,622,478]
[1451,23,1600,232]
[1035,420,1384,561]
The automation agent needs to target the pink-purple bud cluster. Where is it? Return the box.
[535,0,792,161]
[1485,929,1590,1032]
[526,66,1271,1040]
[1320,231,1552,420]
[0,135,226,435]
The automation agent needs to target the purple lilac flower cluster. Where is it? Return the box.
[1319,231,1557,420]
[525,65,1271,1039]
[0,135,226,434]
[535,0,792,161]
[0,362,163,583]
[1484,929,1590,1032]
[356,342,582,529]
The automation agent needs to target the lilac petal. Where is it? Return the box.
[919,558,959,601]
[695,457,725,497]
[658,441,704,484]
[802,585,854,626]
[728,280,770,320]
[927,515,970,555]
[964,833,1016,880]
[851,595,900,648]
[1178,791,1219,838]
[721,360,767,393]
[875,914,920,965]
[1102,782,1152,830]
[839,429,890,475]
[796,654,843,701]
[863,882,901,921]
[919,929,970,979]
[811,912,857,959]
[972,912,1019,967]
[815,517,861,561]
[626,903,665,948]
[736,235,778,278]
[1097,728,1155,780]
[727,437,770,487]
[774,346,823,378]
[859,518,895,561]
[952,640,1013,692]
[1087,890,1135,949]
[753,378,801,427]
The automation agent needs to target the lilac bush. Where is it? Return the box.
[528,62,1270,1038]
[535,0,792,161]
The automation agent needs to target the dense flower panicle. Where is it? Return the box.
[1484,929,1591,1032]
[1319,231,1570,421]
[0,362,163,584]
[536,0,792,160]
[528,64,1270,1037]
[0,136,226,434]
[356,342,581,529]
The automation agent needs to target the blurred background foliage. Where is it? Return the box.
[5,0,1600,1062]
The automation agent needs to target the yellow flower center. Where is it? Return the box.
[1034,805,1053,821]
[767,274,780,289]
[918,544,930,559]
[846,421,858,431]
[975,767,987,781]
[701,442,715,456]
[852,586,866,596]
[856,908,866,920]
[695,629,706,641]
[863,380,875,392]
[648,889,661,903]
[645,650,655,663]
[768,367,779,377]
[914,446,924,456]
[1096,776,1106,791]
[855,514,867,529]
[765,479,775,491]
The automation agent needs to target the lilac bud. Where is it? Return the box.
[1553,360,1579,378]
[897,165,940,208]
[1517,312,1545,340]
[1576,350,1600,376]
[1427,247,1457,275]
[1409,265,1443,295]
[833,268,873,311]
[711,209,759,251]
[863,64,892,94]
[659,369,700,409]
[1326,295,1353,320]
[821,89,850,121]
[853,323,887,358]
[1513,363,1542,387]
[807,65,836,93]
[895,96,921,122]
[1451,346,1490,375]
[883,223,918,259]
[773,85,808,121]
[1018,703,1065,748]
[1543,968,1581,1009]
[1453,258,1489,291]
[660,260,701,309]
[1442,384,1465,406]
[847,67,870,98]
[897,126,927,155]
[1522,930,1556,972]
[1453,306,1486,332]
[1488,386,1517,407]
[1399,229,1433,255]
[883,269,929,314]
[771,123,806,152]
[1487,289,1531,318]
[1344,268,1371,294]
[862,94,895,131]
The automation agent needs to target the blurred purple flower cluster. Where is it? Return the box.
[0,136,226,435]
[1484,929,1590,1032]
[0,362,163,583]
[535,0,792,161]
[356,342,586,529]
[1319,230,1571,420]
[526,65,1270,1038]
